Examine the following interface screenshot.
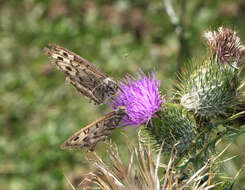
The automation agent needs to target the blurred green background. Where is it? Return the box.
[1,0,245,189]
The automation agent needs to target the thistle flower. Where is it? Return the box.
[108,70,165,129]
[204,27,245,65]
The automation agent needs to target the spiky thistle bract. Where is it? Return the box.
[178,59,239,120]
[144,104,197,156]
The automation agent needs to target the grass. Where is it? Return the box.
[79,133,232,190]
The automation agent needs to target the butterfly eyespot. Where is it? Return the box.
[65,66,72,71]
[73,136,79,141]
[57,56,63,61]
[63,52,68,57]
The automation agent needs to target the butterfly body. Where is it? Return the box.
[61,106,126,151]
[44,44,118,104]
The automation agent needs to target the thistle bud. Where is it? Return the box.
[145,105,196,155]
[204,27,245,66]
[179,60,239,119]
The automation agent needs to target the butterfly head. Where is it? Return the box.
[115,106,127,119]
[103,78,118,96]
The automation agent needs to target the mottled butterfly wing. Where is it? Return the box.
[44,44,118,104]
[61,106,126,151]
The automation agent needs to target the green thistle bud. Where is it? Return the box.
[178,59,239,120]
[145,104,197,156]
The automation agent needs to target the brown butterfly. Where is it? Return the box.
[44,44,118,104]
[61,106,127,151]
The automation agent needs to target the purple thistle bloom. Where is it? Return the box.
[108,70,165,129]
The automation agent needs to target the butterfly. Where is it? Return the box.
[44,44,118,104]
[61,106,127,151]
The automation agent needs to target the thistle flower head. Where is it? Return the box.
[204,27,245,65]
[109,70,165,129]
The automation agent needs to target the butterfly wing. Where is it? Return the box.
[61,106,126,151]
[44,44,118,104]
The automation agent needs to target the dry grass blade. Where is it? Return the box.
[64,174,78,190]
[79,133,231,190]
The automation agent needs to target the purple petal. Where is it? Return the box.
[108,70,165,129]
